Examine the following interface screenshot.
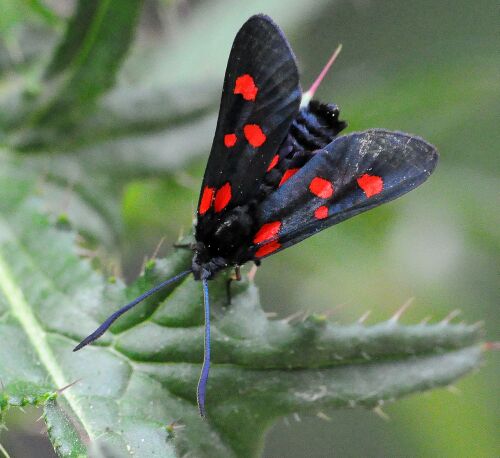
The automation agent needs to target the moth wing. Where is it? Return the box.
[251,129,438,258]
[197,14,301,218]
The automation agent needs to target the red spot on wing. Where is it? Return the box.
[255,240,281,258]
[357,174,384,198]
[199,186,214,215]
[279,168,299,187]
[214,182,232,212]
[314,206,329,220]
[243,124,266,147]
[267,154,279,172]
[224,133,237,147]
[234,74,258,101]
[253,221,281,244]
[309,177,334,198]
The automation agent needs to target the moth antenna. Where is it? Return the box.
[73,269,192,352]
[197,278,211,417]
[301,44,342,107]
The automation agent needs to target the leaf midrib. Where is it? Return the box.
[68,0,112,77]
[0,225,95,443]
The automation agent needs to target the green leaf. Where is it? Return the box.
[44,399,87,457]
[0,149,484,457]
[28,0,143,127]
[23,0,62,27]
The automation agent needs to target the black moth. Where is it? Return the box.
[74,14,438,417]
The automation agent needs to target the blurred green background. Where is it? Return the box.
[1,0,498,456]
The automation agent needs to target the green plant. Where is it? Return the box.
[0,1,492,457]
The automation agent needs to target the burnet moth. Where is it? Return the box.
[74,14,438,417]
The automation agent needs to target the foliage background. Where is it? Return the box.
[0,0,498,456]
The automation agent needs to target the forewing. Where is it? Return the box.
[250,129,438,258]
[197,14,301,217]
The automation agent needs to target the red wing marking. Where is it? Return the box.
[314,206,329,220]
[234,74,258,101]
[309,177,334,198]
[214,182,232,212]
[267,154,279,172]
[357,174,384,197]
[278,168,299,187]
[243,124,267,147]
[199,186,215,215]
[224,133,237,147]
[253,221,281,244]
[255,240,281,258]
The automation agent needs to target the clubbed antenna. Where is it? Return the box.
[197,278,211,417]
[301,44,343,107]
[73,269,192,352]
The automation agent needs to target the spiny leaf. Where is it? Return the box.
[0,144,484,458]
[44,399,87,457]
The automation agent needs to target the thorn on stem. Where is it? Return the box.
[151,237,165,260]
[357,310,371,324]
[321,303,347,319]
[373,405,390,421]
[316,411,331,421]
[440,309,461,324]
[389,297,414,324]
[483,342,500,351]
[283,309,308,324]
[57,379,81,394]
[300,310,311,322]
[166,419,185,436]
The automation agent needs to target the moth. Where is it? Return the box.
[74,14,438,417]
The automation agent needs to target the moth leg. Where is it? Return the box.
[226,266,241,305]
[173,242,193,250]
[234,265,242,281]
